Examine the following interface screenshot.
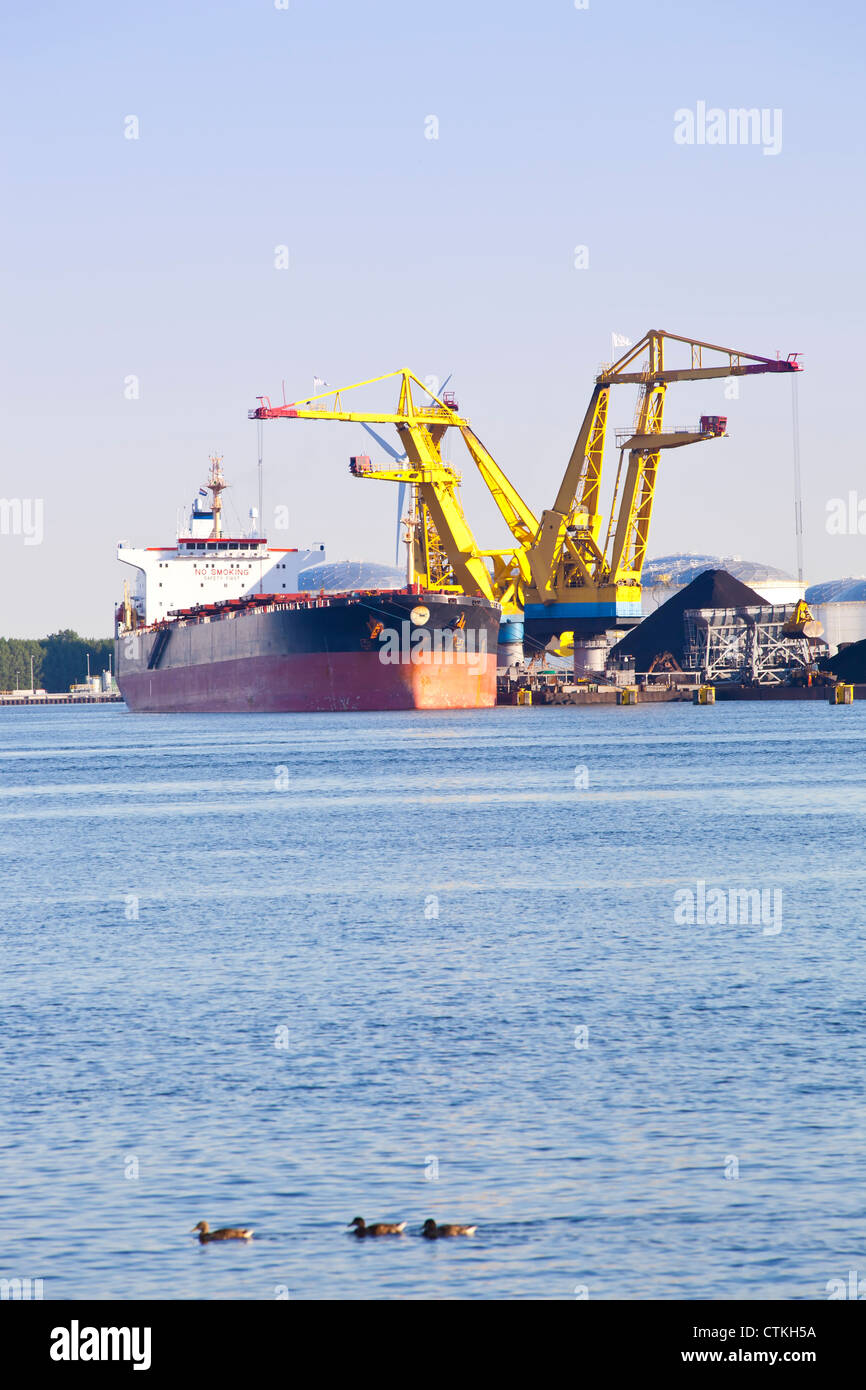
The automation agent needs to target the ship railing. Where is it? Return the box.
[153,585,428,630]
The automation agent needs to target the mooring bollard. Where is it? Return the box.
[693,685,715,705]
[517,688,532,706]
[618,686,638,705]
[831,684,854,705]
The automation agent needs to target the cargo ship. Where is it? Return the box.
[114,458,500,712]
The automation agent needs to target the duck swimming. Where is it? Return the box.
[191,1220,254,1243]
[422,1219,477,1238]
[348,1216,406,1237]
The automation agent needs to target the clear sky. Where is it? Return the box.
[1,0,864,636]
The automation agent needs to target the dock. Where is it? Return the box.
[0,693,124,707]
[497,671,864,707]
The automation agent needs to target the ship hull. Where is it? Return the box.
[115,591,499,713]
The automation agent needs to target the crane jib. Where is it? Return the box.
[248,335,802,637]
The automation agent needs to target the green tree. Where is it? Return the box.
[0,632,113,692]
[39,631,113,692]
[0,638,44,691]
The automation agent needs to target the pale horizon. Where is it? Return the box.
[2,0,864,636]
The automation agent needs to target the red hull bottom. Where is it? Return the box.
[118,650,497,713]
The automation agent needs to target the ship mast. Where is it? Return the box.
[207,454,228,538]
[403,485,416,589]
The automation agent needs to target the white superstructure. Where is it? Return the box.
[117,459,325,626]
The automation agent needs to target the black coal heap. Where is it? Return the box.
[609,569,768,672]
[822,637,866,683]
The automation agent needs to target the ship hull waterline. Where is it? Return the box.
[115,591,500,713]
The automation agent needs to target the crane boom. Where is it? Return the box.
[249,369,531,611]
[249,333,802,649]
[523,329,802,643]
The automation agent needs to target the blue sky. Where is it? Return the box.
[1,0,864,635]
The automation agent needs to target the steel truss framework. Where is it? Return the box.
[684,604,815,684]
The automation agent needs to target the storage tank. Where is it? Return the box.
[806,578,866,655]
[297,558,403,591]
[643,555,804,613]
[572,636,609,677]
[497,617,524,670]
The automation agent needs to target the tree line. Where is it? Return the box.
[0,630,114,693]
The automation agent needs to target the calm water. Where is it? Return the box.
[0,701,864,1300]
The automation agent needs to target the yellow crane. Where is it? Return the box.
[523,330,802,645]
[250,333,802,661]
[249,369,537,615]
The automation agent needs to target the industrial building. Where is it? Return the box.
[608,569,826,684]
[641,559,866,660]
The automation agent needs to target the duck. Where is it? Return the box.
[422,1219,477,1238]
[191,1220,254,1243]
[348,1216,406,1237]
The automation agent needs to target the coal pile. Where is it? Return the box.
[609,569,768,672]
[822,636,866,683]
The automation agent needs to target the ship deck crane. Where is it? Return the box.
[523,330,803,644]
[249,369,537,615]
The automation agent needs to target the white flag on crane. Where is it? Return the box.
[611,332,632,353]
[313,376,329,389]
